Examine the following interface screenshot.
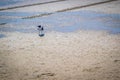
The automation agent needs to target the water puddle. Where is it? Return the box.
[0,12,43,17]
[0,34,6,38]
[0,0,22,7]
[0,11,120,34]
[0,12,44,24]
[31,11,120,34]
[0,27,36,33]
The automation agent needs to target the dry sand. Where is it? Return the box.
[0,30,120,80]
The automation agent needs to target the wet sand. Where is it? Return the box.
[0,30,120,80]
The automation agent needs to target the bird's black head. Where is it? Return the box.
[38,25,41,28]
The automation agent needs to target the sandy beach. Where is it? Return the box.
[0,30,120,80]
[0,0,120,80]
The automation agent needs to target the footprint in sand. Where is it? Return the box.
[37,72,55,78]
[31,72,55,80]
[82,67,101,72]
[114,60,120,63]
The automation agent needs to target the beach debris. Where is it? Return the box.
[37,25,44,37]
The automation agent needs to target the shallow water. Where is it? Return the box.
[0,0,22,7]
[0,34,6,38]
[0,12,44,24]
[0,12,43,16]
[0,11,120,34]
